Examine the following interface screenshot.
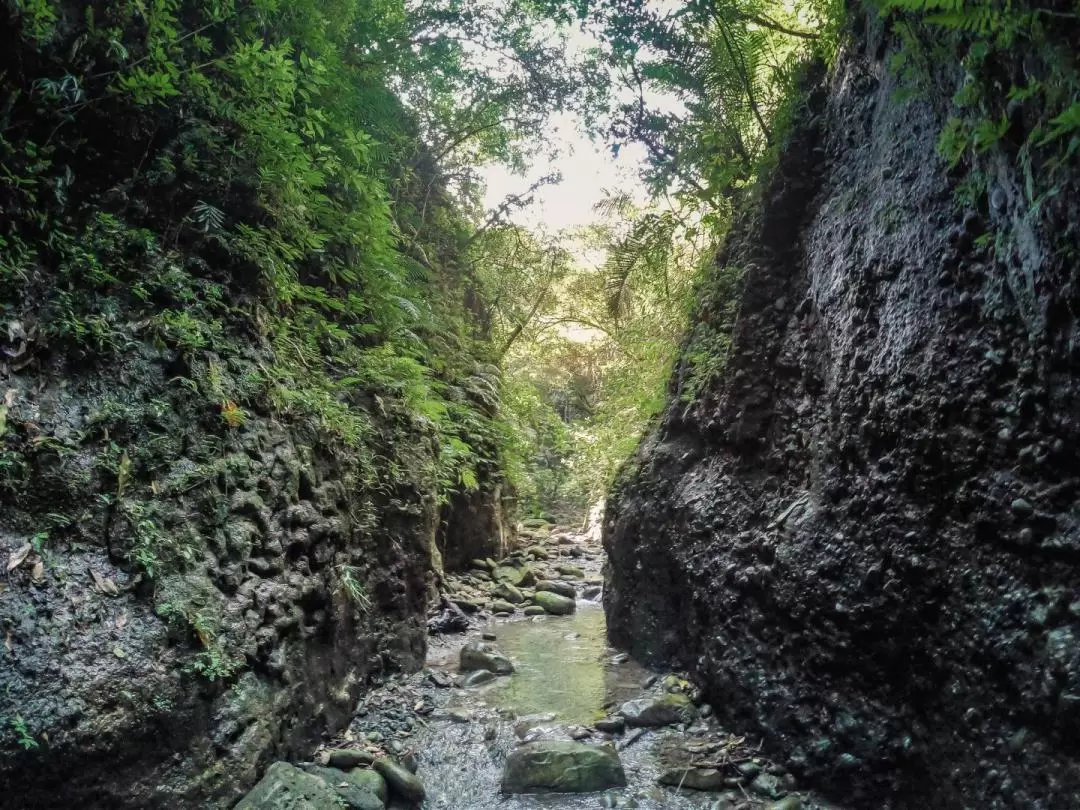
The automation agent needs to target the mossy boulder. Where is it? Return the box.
[374,757,425,804]
[619,693,696,727]
[304,765,388,809]
[535,579,576,598]
[532,590,576,615]
[460,639,514,674]
[235,762,342,809]
[501,741,626,794]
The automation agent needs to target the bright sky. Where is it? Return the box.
[478,114,651,232]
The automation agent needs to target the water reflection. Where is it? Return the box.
[482,603,647,724]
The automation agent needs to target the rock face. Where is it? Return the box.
[500,741,626,794]
[604,23,1080,810]
[0,351,436,808]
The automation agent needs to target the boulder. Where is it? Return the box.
[619,693,696,727]
[534,580,577,598]
[501,741,626,794]
[491,599,518,614]
[305,765,388,809]
[491,581,525,603]
[374,757,425,804]
[523,605,546,616]
[325,748,376,770]
[235,762,342,809]
[493,565,528,586]
[460,639,514,674]
[532,591,576,615]
[594,717,625,734]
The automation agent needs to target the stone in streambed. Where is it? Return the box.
[658,766,727,791]
[491,599,518,614]
[491,581,525,603]
[526,545,550,560]
[594,716,625,734]
[374,757,425,804]
[460,639,514,674]
[553,564,585,579]
[325,748,375,769]
[501,740,626,794]
[493,564,536,587]
[523,605,546,616]
[619,693,696,727]
[532,591,576,615]
[767,798,803,810]
[534,580,577,598]
[235,762,342,809]
[304,765,388,809]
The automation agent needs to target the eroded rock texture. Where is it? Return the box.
[604,24,1080,810]
[0,345,442,808]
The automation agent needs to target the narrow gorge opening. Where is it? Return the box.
[1,1,1078,809]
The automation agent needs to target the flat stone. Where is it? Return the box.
[533,591,576,615]
[523,606,546,616]
[501,741,627,794]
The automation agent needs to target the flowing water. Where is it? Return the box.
[415,603,805,810]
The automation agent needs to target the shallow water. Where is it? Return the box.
[417,604,743,810]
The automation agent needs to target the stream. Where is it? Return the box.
[321,528,845,810]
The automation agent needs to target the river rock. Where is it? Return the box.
[374,757,425,804]
[523,605,546,616]
[501,741,627,794]
[325,747,376,769]
[533,590,576,615]
[581,585,603,601]
[619,693,696,726]
[305,765,388,809]
[750,772,784,798]
[526,545,550,559]
[659,766,727,791]
[554,563,585,579]
[460,639,514,674]
[767,798,803,810]
[236,762,343,809]
[492,581,525,603]
[535,579,577,598]
[595,716,626,734]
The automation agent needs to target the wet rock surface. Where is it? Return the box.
[265,521,846,810]
[501,740,627,793]
[604,26,1080,810]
